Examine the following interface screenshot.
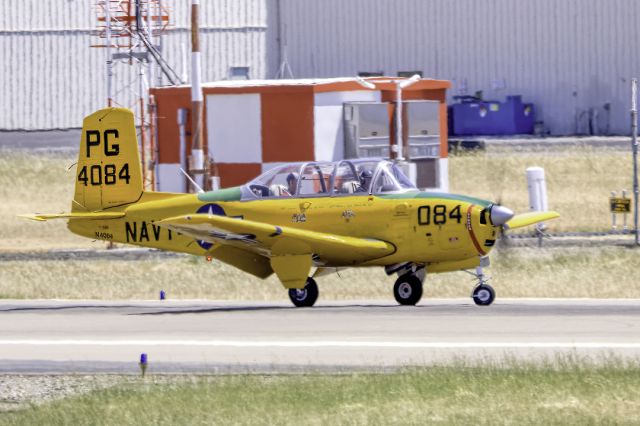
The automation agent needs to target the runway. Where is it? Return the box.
[1,299,639,373]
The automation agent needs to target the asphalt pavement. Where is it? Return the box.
[1,299,639,373]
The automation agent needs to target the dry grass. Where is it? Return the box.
[449,147,633,232]
[0,150,94,250]
[2,361,640,425]
[1,246,638,300]
[1,147,634,250]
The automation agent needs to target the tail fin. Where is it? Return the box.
[73,108,143,211]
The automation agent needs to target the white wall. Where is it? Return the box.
[206,94,262,163]
[5,0,640,135]
[278,0,640,135]
[313,90,381,161]
[157,163,185,193]
[0,0,269,129]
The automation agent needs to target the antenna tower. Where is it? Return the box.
[93,0,178,190]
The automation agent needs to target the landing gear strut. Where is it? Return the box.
[471,266,495,306]
[288,277,319,307]
[390,265,425,306]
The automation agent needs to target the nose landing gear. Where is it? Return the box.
[470,266,495,306]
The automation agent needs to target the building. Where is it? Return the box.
[2,0,639,135]
[151,77,451,191]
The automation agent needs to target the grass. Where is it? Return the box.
[1,147,635,250]
[0,150,94,251]
[1,246,639,299]
[449,147,633,233]
[2,360,640,425]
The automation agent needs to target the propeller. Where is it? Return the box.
[489,205,514,227]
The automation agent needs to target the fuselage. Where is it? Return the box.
[68,187,498,273]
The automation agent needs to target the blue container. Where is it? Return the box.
[450,95,535,136]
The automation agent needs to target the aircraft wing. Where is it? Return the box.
[157,214,395,263]
[19,212,126,221]
[504,211,560,230]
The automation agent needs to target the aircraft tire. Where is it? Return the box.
[393,274,423,306]
[288,277,319,307]
[472,284,495,306]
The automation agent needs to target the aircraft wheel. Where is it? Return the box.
[393,274,423,306]
[472,284,495,306]
[288,277,319,308]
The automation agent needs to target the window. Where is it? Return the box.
[357,71,384,77]
[298,163,335,197]
[397,71,423,78]
[246,164,300,198]
[229,66,250,80]
[371,163,417,194]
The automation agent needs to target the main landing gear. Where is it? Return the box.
[470,265,495,306]
[388,264,426,306]
[288,277,319,307]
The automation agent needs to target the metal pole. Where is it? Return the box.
[104,1,113,106]
[139,61,147,189]
[190,0,206,190]
[156,0,164,87]
[631,79,639,245]
[394,75,421,162]
[395,83,404,161]
[146,0,154,89]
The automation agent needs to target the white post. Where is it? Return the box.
[177,108,188,193]
[526,167,548,232]
[191,0,205,190]
[395,74,421,162]
[611,191,618,230]
[623,189,629,231]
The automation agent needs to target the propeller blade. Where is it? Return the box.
[503,211,560,230]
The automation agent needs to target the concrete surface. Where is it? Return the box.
[1,299,639,373]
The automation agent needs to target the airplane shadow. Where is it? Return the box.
[0,304,143,313]
[132,303,435,316]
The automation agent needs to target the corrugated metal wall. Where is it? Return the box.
[276,0,640,135]
[1,0,268,129]
[3,0,639,134]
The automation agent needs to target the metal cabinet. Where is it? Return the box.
[406,100,440,159]
[344,102,390,159]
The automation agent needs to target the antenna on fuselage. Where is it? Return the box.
[179,168,204,193]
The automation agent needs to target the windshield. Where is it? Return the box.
[244,163,303,198]
[242,159,417,199]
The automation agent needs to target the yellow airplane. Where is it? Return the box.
[24,108,559,307]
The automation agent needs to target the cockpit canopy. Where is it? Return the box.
[241,159,417,200]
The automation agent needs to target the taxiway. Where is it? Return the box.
[1,299,639,373]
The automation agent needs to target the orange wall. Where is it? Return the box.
[216,163,262,188]
[261,91,315,162]
[151,88,191,164]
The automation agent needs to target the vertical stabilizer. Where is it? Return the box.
[73,108,143,211]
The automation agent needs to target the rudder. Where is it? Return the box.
[73,108,143,211]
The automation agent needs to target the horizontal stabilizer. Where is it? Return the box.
[19,212,125,222]
[504,211,560,230]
